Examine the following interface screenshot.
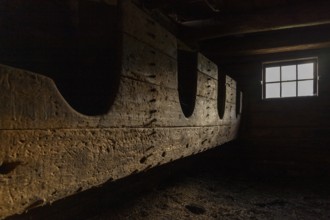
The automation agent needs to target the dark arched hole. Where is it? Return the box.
[0,0,120,116]
[217,72,226,119]
[236,86,242,117]
[177,50,197,118]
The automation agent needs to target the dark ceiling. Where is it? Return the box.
[139,0,330,62]
[1,0,330,66]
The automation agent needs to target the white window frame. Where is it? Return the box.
[262,57,318,99]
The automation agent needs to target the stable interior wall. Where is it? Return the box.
[0,0,241,218]
[216,49,330,176]
[0,0,120,115]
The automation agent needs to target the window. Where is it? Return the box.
[262,58,318,99]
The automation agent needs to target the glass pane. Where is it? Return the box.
[265,67,280,82]
[298,80,314,96]
[298,63,314,79]
[265,83,280,98]
[281,65,296,81]
[282,82,296,97]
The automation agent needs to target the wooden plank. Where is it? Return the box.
[196,71,217,99]
[197,53,218,79]
[0,64,99,130]
[106,76,237,127]
[242,139,330,152]
[243,41,330,56]
[108,74,239,126]
[0,58,239,129]
[0,62,240,219]
[248,101,325,114]
[0,125,236,218]
[122,35,220,95]
[247,127,330,140]
[245,103,330,128]
[210,41,330,57]
[201,25,330,57]
[121,34,177,89]
[181,1,330,40]
[0,1,241,218]
[121,1,177,59]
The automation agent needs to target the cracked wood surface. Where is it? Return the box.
[0,1,241,218]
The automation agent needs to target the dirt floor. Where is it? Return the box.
[7,152,330,220]
[86,170,330,220]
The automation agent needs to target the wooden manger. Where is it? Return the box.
[0,1,241,218]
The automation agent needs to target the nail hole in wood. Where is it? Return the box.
[0,161,22,175]
[140,157,147,164]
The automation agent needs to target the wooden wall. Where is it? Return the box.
[0,0,119,115]
[218,49,330,176]
[0,0,241,218]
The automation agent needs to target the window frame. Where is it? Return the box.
[262,57,318,99]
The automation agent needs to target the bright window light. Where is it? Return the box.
[262,58,317,99]
[298,80,314,96]
[282,82,296,97]
[265,67,280,82]
[266,83,280,98]
[281,65,296,81]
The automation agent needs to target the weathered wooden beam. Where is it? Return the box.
[0,1,241,219]
[181,0,330,40]
[201,25,330,58]
[0,54,240,220]
[204,40,330,59]
[235,41,330,56]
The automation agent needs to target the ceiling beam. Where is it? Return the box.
[230,41,330,56]
[201,25,330,58]
[204,41,330,63]
[180,0,330,41]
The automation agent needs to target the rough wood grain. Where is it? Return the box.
[197,53,218,80]
[121,34,177,89]
[202,25,330,60]
[181,0,330,40]
[121,0,177,59]
[0,1,241,218]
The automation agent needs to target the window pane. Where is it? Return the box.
[265,83,280,98]
[298,80,314,96]
[282,82,296,97]
[265,67,280,82]
[298,63,314,79]
[281,65,296,81]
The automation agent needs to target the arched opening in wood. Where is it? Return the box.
[217,71,226,119]
[236,86,242,117]
[177,50,197,118]
[0,0,121,116]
